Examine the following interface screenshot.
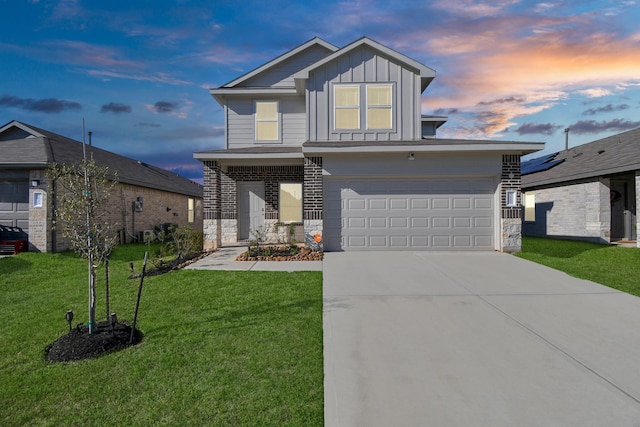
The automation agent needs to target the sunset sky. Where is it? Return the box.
[1,0,639,183]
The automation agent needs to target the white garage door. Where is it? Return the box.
[325,178,496,251]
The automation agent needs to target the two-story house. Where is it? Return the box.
[195,37,543,252]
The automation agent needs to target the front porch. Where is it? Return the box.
[200,155,324,250]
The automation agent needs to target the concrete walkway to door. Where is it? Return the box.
[323,251,640,426]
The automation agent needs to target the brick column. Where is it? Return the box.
[304,156,323,250]
[203,160,221,249]
[501,155,522,252]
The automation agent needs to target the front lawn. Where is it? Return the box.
[0,245,323,426]
[516,237,640,296]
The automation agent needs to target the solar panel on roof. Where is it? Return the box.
[521,152,564,175]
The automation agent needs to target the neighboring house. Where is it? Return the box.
[522,128,639,247]
[0,120,203,252]
[195,37,542,252]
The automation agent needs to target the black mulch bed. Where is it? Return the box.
[129,250,214,278]
[46,321,142,363]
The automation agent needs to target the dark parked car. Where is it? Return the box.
[0,225,28,255]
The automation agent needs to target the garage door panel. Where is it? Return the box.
[411,217,429,228]
[453,236,472,247]
[390,199,408,210]
[390,217,408,228]
[325,178,496,251]
[453,198,471,209]
[432,199,450,209]
[369,217,387,228]
[390,236,408,247]
[453,217,471,228]
[432,217,450,228]
[475,217,492,228]
[369,199,386,209]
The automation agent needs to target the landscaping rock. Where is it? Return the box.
[236,245,323,262]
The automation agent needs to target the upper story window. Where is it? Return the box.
[367,85,392,129]
[334,83,393,131]
[255,100,279,141]
[334,86,360,130]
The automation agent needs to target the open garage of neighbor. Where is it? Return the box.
[324,177,498,251]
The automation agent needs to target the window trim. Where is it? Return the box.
[33,191,43,208]
[333,85,360,130]
[278,182,303,223]
[332,83,395,132]
[505,190,518,207]
[254,100,280,142]
[366,84,393,130]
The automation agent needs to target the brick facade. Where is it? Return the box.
[501,155,522,252]
[304,156,323,220]
[28,174,203,253]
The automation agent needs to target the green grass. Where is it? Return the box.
[0,245,323,426]
[516,237,640,296]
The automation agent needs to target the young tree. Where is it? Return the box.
[48,158,119,334]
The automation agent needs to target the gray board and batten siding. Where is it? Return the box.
[307,45,423,142]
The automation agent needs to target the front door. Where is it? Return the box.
[238,181,265,241]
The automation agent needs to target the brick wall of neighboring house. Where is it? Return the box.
[523,178,611,243]
[41,179,202,253]
[501,155,522,252]
[28,170,49,252]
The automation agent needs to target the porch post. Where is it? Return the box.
[304,156,323,250]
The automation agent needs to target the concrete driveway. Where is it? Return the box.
[323,251,640,426]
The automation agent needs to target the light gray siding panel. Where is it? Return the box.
[227,98,254,148]
[281,97,306,144]
[238,45,332,88]
[323,152,502,177]
[307,45,421,142]
[227,96,306,148]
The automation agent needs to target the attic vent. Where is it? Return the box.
[572,152,583,158]
[597,150,605,154]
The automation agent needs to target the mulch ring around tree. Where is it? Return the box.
[236,245,323,261]
[46,321,142,363]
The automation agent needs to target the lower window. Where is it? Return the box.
[279,183,302,222]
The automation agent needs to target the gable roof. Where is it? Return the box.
[220,37,338,88]
[293,36,436,93]
[0,120,202,198]
[522,127,640,188]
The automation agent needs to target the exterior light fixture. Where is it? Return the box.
[65,310,74,332]
[408,152,415,161]
[166,207,172,212]
[30,179,39,187]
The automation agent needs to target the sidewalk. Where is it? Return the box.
[184,246,322,272]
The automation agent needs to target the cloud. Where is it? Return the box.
[153,101,178,113]
[100,102,131,114]
[414,5,640,138]
[477,96,527,107]
[433,108,461,115]
[515,122,563,135]
[577,88,613,98]
[0,94,81,113]
[86,69,192,86]
[582,103,630,115]
[569,119,640,134]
